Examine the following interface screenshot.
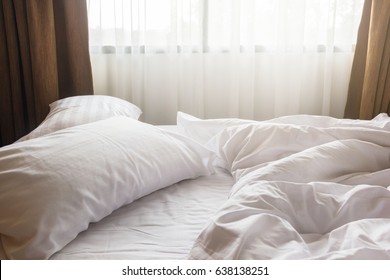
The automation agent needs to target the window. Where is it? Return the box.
[88,0,363,53]
[87,0,365,124]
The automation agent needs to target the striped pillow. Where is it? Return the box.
[18,95,142,142]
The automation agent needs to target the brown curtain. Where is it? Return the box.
[344,0,390,119]
[0,0,93,147]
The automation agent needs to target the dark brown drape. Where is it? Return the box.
[344,0,390,119]
[0,0,93,147]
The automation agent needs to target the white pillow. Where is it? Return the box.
[0,117,215,259]
[18,95,142,141]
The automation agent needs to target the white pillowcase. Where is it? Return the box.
[18,95,142,141]
[0,117,215,259]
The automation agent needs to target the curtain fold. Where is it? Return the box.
[53,0,94,98]
[344,0,390,119]
[0,0,93,147]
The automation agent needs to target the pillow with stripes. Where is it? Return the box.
[17,95,142,142]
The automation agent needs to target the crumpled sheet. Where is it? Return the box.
[189,115,390,259]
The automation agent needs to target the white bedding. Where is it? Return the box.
[50,169,233,259]
[0,118,215,259]
[2,111,390,260]
[190,181,390,260]
[186,114,390,259]
[0,167,234,260]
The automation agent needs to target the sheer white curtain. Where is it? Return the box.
[87,0,364,124]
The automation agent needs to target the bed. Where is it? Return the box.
[1,95,390,260]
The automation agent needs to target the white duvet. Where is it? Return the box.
[187,114,390,259]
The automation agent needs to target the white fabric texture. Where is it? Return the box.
[202,115,390,180]
[50,169,234,260]
[189,115,390,259]
[190,182,390,260]
[177,111,256,145]
[177,111,390,148]
[87,0,364,124]
[18,95,142,141]
[0,117,215,259]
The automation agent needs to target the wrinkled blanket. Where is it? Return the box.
[189,115,390,259]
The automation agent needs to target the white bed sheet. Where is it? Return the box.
[49,169,233,259]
